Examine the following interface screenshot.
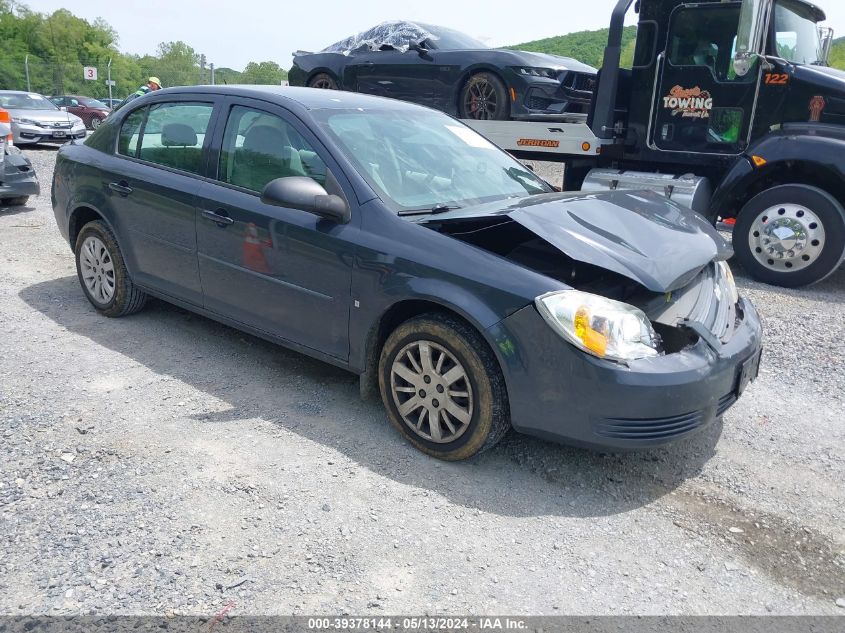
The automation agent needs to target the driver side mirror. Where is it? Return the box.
[261,176,350,224]
[733,0,768,77]
[59,106,67,111]
[819,26,835,66]
[408,40,429,56]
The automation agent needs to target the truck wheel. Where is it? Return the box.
[308,73,338,90]
[733,184,845,287]
[459,72,509,120]
[378,313,510,461]
[75,220,148,317]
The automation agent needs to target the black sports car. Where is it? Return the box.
[289,21,597,121]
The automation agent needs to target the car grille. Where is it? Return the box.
[595,410,707,440]
[573,73,597,93]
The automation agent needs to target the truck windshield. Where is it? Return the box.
[774,0,824,65]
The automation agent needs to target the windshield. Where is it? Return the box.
[313,109,551,213]
[774,0,824,64]
[419,23,488,50]
[0,93,59,110]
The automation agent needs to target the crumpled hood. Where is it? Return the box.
[422,190,732,293]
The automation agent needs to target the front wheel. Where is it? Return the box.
[733,184,845,287]
[459,72,509,120]
[75,220,148,317]
[378,313,510,460]
[308,73,338,90]
[1,196,29,207]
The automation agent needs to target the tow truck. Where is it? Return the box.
[464,0,845,287]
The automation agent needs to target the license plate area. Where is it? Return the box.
[52,131,66,138]
[736,348,762,396]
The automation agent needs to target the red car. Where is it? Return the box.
[49,95,111,130]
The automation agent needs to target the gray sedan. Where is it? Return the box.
[0,91,86,145]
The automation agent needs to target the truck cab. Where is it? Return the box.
[586,0,845,287]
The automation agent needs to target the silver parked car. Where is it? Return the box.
[0,91,86,145]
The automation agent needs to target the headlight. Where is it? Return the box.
[717,261,739,305]
[535,290,661,362]
[12,117,36,125]
[512,67,558,79]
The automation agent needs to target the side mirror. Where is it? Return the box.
[261,176,350,224]
[59,106,67,111]
[733,0,767,77]
[819,26,835,66]
[408,40,428,56]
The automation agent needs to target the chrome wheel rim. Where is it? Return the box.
[748,203,826,272]
[390,340,474,444]
[464,79,499,120]
[79,236,116,304]
[311,77,335,89]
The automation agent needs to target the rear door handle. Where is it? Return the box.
[201,209,234,227]
[108,181,133,196]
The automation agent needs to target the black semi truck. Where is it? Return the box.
[466,0,845,287]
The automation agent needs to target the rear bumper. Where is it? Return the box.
[488,297,763,450]
[1,150,40,200]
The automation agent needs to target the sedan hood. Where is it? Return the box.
[9,108,78,125]
[422,190,731,293]
[504,50,597,74]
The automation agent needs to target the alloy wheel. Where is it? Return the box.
[748,203,826,273]
[464,79,499,120]
[79,235,116,304]
[389,340,474,443]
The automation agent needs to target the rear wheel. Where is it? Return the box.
[75,220,147,317]
[1,196,29,207]
[733,184,845,287]
[378,313,510,460]
[90,116,103,130]
[308,73,338,90]
[459,72,509,120]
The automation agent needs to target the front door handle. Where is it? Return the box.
[108,181,133,196]
[201,209,234,227]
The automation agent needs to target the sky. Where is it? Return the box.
[17,0,845,72]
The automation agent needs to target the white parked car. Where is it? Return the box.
[0,90,86,145]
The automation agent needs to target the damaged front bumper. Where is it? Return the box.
[1,146,40,201]
[488,296,763,450]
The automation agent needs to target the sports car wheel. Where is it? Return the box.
[308,73,338,90]
[378,313,510,460]
[459,72,509,121]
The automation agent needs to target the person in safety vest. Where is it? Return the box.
[113,77,162,111]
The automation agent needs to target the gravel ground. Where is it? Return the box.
[1,147,844,617]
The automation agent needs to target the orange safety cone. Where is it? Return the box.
[242,222,271,273]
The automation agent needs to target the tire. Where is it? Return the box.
[74,220,147,317]
[308,73,338,90]
[1,196,29,206]
[90,116,103,130]
[378,313,510,460]
[459,72,509,120]
[733,184,845,287]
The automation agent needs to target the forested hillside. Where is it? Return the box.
[512,26,845,71]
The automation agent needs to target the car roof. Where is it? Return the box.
[152,85,427,112]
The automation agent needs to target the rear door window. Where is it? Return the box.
[136,102,214,175]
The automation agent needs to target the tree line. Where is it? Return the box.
[0,0,288,99]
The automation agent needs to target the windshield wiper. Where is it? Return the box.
[398,203,462,216]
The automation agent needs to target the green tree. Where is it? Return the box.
[240,61,288,85]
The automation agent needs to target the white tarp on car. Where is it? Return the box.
[322,20,436,55]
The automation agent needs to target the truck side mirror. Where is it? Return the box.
[819,27,835,66]
[733,0,768,77]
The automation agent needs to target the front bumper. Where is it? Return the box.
[13,121,86,145]
[488,297,763,450]
[1,148,40,200]
[509,72,595,121]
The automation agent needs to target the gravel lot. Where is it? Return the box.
[1,147,844,617]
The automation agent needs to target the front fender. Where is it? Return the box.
[710,125,845,221]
